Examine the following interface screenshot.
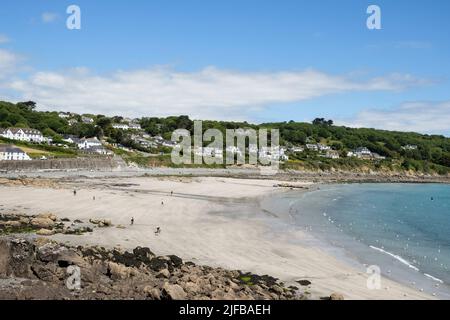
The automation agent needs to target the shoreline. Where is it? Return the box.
[0,174,439,299]
[0,167,449,184]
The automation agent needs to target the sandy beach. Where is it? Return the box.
[0,175,435,300]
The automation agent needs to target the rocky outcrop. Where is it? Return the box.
[0,237,304,300]
[0,213,100,236]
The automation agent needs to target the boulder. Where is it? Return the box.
[162,283,187,300]
[297,279,312,286]
[107,262,131,280]
[36,229,54,236]
[329,292,344,300]
[149,257,168,272]
[89,219,112,227]
[166,255,183,268]
[4,221,21,228]
[144,286,161,300]
[37,213,58,221]
[31,217,54,229]
[157,268,170,278]
[183,281,200,294]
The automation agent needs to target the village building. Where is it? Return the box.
[62,135,79,144]
[81,116,94,124]
[58,112,70,119]
[347,147,385,160]
[112,123,130,130]
[290,146,304,153]
[317,143,331,151]
[258,146,288,161]
[77,137,102,150]
[195,147,223,158]
[68,119,78,126]
[325,150,340,159]
[402,144,418,150]
[0,145,32,161]
[128,123,141,130]
[84,145,113,155]
[0,128,44,143]
[306,144,319,151]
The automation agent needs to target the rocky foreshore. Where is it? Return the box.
[0,236,315,300]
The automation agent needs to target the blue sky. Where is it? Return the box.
[0,0,449,135]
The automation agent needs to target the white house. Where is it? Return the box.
[129,123,141,130]
[0,128,44,143]
[0,145,31,161]
[347,147,385,160]
[81,116,94,124]
[112,123,130,130]
[306,143,330,151]
[325,150,340,159]
[226,145,243,156]
[306,144,319,151]
[62,135,79,144]
[196,147,223,158]
[161,140,177,147]
[258,146,288,161]
[402,144,418,150]
[87,145,114,155]
[290,146,304,153]
[317,143,331,151]
[77,137,102,150]
[354,147,371,155]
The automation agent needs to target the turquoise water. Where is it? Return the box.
[264,183,450,298]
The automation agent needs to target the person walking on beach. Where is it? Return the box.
[131,217,134,225]
[73,189,77,196]
[155,226,161,235]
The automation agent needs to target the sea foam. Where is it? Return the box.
[369,245,420,272]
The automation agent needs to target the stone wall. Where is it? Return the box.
[0,157,123,172]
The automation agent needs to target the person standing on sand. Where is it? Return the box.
[131,217,134,225]
[73,190,77,196]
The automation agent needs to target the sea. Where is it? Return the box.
[260,183,450,299]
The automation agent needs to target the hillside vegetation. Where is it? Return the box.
[1,101,449,174]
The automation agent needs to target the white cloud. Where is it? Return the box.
[8,66,430,120]
[0,34,10,44]
[41,12,59,23]
[0,49,22,77]
[337,101,450,135]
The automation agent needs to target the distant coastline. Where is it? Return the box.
[1,166,449,184]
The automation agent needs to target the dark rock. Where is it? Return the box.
[167,255,183,268]
[0,237,302,300]
[148,257,168,272]
[297,279,312,286]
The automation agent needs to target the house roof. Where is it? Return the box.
[0,127,42,135]
[0,144,26,153]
